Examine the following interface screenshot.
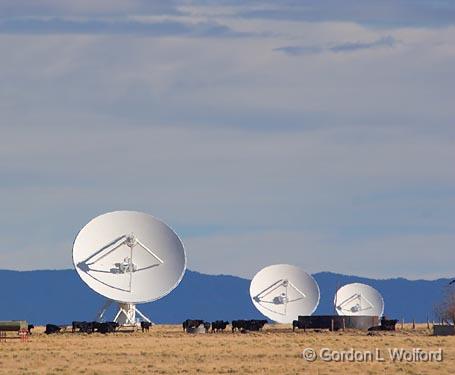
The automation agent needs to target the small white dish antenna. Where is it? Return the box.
[334,283,384,317]
[249,264,320,324]
[72,211,186,325]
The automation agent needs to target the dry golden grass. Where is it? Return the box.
[0,324,453,374]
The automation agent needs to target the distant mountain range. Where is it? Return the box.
[0,269,451,325]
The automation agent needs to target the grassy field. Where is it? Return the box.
[0,324,453,374]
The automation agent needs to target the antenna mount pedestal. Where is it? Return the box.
[113,302,152,325]
[96,300,152,325]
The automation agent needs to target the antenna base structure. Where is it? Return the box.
[113,303,151,325]
[95,299,152,325]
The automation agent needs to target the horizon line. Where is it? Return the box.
[0,268,452,283]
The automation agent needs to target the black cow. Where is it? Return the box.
[182,319,204,332]
[368,317,399,332]
[72,321,95,333]
[211,321,229,332]
[96,322,119,334]
[381,316,399,330]
[141,321,152,332]
[232,320,267,332]
[231,319,247,332]
[203,322,211,333]
[248,320,267,331]
[71,321,118,334]
[45,324,62,334]
[72,321,89,333]
[231,320,246,332]
[27,324,35,335]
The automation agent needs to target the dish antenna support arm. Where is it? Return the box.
[83,235,128,266]
[336,293,373,312]
[135,238,164,264]
[287,280,307,299]
[253,279,307,304]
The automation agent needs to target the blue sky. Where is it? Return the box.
[0,0,454,279]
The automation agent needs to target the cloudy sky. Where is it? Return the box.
[1,0,454,280]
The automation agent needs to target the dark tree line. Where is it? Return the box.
[435,283,455,324]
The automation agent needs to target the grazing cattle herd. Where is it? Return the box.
[231,320,267,332]
[45,321,119,334]
[41,319,268,335]
[9,317,404,337]
[71,321,119,334]
[182,319,267,333]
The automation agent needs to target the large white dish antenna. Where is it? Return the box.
[334,283,384,317]
[73,211,186,323]
[249,264,320,324]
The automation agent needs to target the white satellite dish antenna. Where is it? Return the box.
[249,264,320,324]
[72,211,186,325]
[334,283,384,317]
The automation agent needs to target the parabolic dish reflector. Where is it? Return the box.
[334,283,384,317]
[249,264,320,323]
[72,211,186,304]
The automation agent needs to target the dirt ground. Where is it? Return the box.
[0,324,453,374]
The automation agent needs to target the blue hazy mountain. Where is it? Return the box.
[0,269,450,325]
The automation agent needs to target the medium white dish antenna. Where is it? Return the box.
[334,283,384,317]
[249,264,320,324]
[73,211,186,324]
